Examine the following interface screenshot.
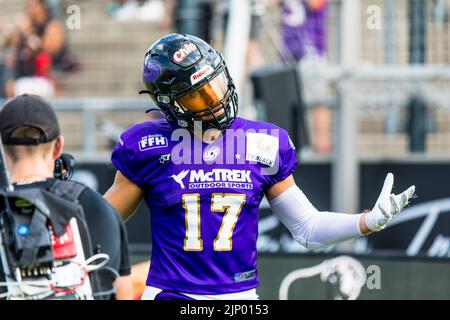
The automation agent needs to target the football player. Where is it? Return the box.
[104,34,415,300]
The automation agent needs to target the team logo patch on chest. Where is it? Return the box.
[203,146,220,162]
[245,133,279,167]
[139,134,168,151]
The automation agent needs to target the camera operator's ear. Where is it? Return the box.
[53,135,64,160]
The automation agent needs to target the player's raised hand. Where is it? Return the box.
[365,173,415,232]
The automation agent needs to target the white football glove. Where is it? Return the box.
[365,173,415,232]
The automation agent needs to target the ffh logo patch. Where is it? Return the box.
[139,134,168,151]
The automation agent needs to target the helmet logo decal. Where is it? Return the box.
[190,65,214,85]
[173,43,197,64]
[144,62,162,83]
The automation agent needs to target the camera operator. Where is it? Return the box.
[0,94,133,299]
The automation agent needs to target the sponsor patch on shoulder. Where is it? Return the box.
[139,134,168,151]
[246,133,279,167]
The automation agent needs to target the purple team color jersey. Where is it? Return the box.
[111,117,297,294]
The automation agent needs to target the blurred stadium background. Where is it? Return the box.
[2,0,450,299]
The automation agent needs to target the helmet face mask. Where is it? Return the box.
[174,65,238,130]
[141,34,238,131]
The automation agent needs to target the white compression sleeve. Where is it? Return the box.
[268,185,364,250]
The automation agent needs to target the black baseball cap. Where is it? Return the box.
[0,94,60,145]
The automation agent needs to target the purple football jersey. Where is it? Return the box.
[111,117,297,294]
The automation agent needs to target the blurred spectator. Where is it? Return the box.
[0,0,78,98]
[280,0,327,61]
[277,0,332,155]
[0,21,21,98]
[25,0,78,73]
[160,0,264,70]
